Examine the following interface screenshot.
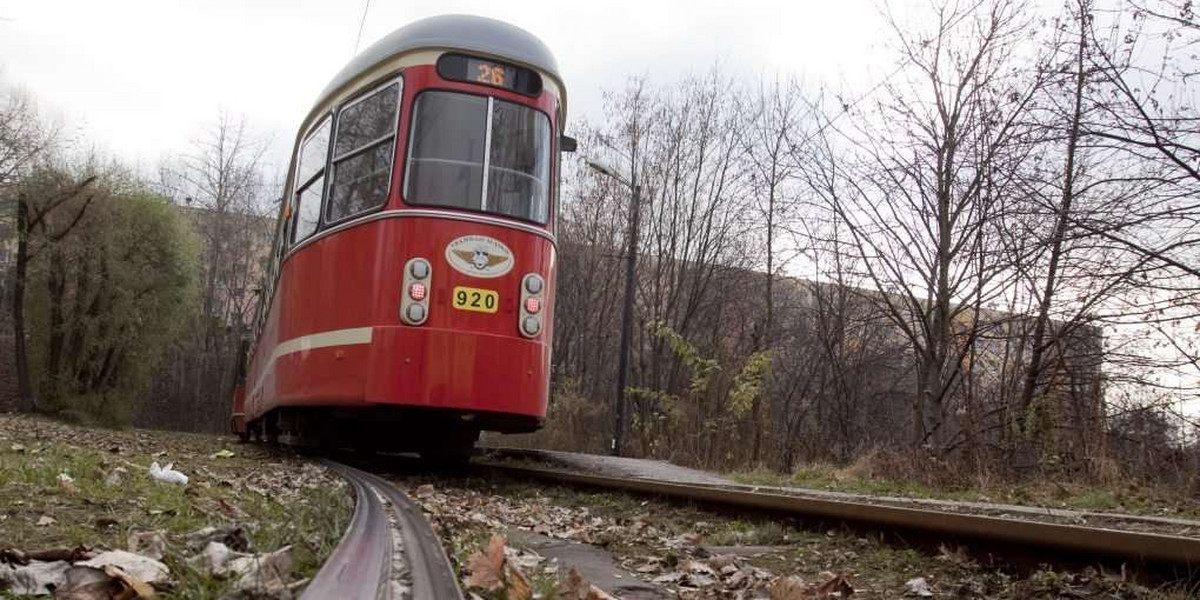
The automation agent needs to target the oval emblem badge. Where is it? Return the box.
[445,235,515,278]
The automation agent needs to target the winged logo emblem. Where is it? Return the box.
[444,235,515,278]
[452,249,510,271]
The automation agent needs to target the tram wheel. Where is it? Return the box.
[420,429,477,471]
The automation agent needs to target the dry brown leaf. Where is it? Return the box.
[559,568,618,600]
[770,575,812,600]
[56,579,120,600]
[505,561,532,600]
[55,564,153,600]
[465,535,507,591]
[126,531,166,562]
[813,574,854,597]
[104,565,156,599]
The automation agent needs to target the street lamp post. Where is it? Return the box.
[585,157,640,457]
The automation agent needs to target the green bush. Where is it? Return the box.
[25,166,199,424]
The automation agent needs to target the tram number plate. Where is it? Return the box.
[452,286,498,313]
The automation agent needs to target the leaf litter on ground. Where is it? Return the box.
[406,475,1188,599]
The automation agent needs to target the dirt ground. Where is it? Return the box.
[0,414,351,599]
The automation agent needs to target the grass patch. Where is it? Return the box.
[0,414,352,598]
[728,463,1200,519]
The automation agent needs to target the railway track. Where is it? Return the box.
[304,459,463,600]
[473,451,1200,570]
[302,450,1200,599]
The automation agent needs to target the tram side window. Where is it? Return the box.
[293,118,331,244]
[327,81,401,223]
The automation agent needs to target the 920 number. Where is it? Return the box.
[452,286,498,314]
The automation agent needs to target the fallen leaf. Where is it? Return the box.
[217,498,246,519]
[187,541,237,576]
[229,545,294,594]
[770,575,811,600]
[57,565,118,600]
[185,525,252,553]
[77,550,170,585]
[36,515,56,526]
[0,559,70,595]
[465,535,507,591]
[814,573,855,597]
[559,568,618,600]
[505,561,532,600]
[127,531,167,561]
[58,564,156,600]
[10,443,25,453]
[905,577,934,597]
[58,472,78,494]
[210,449,235,459]
[104,467,128,487]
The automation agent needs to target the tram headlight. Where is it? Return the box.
[522,316,541,336]
[410,259,430,279]
[406,304,427,323]
[524,275,544,294]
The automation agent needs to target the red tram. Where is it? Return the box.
[230,15,572,460]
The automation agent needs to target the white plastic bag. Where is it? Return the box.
[149,461,189,485]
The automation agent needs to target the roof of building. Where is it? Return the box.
[315,14,561,108]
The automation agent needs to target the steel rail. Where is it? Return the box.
[475,460,1200,567]
[305,459,464,600]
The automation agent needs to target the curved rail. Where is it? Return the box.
[304,460,464,600]
[475,458,1200,567]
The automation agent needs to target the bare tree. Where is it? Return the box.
[739,75,806,463]
[799,0,1044,449]
[160,111,271,339]
[148,112,273,431]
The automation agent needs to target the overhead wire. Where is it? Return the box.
[352,0,372,56]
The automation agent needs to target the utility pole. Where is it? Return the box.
[612,179,640,456]
[584,150,640,456]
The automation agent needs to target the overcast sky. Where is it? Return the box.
[0,0,890,174]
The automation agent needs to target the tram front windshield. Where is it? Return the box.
[405,91,552,224]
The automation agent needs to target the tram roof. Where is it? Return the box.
[315,14,562,108]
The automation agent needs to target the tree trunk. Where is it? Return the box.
[45,247,67,406]
[14,193,35,412]
[1020,7,1087,423]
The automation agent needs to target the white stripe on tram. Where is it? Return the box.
[249,326,374,401]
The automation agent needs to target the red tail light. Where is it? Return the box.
[409,283,427,301]
[524,297,541,314]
